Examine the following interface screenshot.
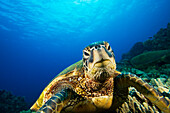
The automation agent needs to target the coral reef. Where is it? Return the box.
[117,63,170,81]
[122,42,145,60]
[130,50,170,69]
[0,90,28,113]
[143,23,170,51]
[119,23,170,76]
[121,23,170,61]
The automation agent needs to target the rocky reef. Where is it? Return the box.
[119,23,170,77]
[122,23,170,60]
[0,90,29,113]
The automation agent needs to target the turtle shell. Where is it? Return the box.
[31,60,83,111]
[57,60,83,77]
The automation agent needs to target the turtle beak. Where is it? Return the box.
[94,59,111,67]
[88,46,115,69]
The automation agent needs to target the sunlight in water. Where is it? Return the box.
[73,0,98,4]
[0,0,164,40]
[0,0,114,39]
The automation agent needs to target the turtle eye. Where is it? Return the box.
[83,51,90,56]
[105,44,112,51]
[108,45,111,50]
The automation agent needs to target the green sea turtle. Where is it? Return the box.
[31,41,170,113]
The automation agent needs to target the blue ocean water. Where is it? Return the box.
[0,0,169,103]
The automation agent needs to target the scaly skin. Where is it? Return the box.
[113,73,170,113]
[37,88,72,113]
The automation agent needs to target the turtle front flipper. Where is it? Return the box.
[113,73,170,113]
[37,88,72,113]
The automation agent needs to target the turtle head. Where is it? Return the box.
[83,41,116,82]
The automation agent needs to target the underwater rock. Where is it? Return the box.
[144,23,170,51]
[119,23,170,76]
[117,65,148,78]
[117,60,170,79]
[130,50,170,69]
[121,42,145,60]
[0,90,28,113]
[121,23,170,62]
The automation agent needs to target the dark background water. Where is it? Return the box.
[0,0,170,103]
